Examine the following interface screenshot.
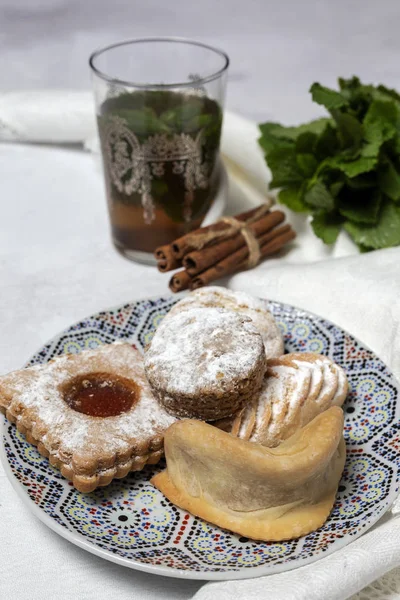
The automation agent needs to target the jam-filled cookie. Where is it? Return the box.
[144,307,266,421]
[0,342,177,492]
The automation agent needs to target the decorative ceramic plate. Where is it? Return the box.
[1,296,399,580]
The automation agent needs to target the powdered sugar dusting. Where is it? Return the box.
[167,287,284,359]
[315,360,338,409]
[144,307,264,396]
[332,364,348,405]
[255,374,286,440]
[237,400,257,439]
[237,352,345,447]
[293,359,324,403]
[252,365,310,445]
[0,342,176,461]
[170,286,269,314]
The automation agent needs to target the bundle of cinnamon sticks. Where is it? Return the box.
[155,204,296,292]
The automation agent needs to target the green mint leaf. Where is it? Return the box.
[266,147,305,188]
[258,134,293,155]
[375,84,400,104]
[295,132,318,154]
[304,181,336,210]
[362,100,398,157]
[107,108,167,135]
[278,187,308,212]
[184,114,214,133]
[159,102,217,135]
[322,155,377,178]
[330,181,345,196]
[340,157,378,177]
[388,134,400,155]
[378,157,400,201]
[332,110,363,150]
[259,118,330,141]
[346,173,376,189]
[258,119,331,155]
[338,189,382,224]
[337,77,370,117]
[283,118,333,137]
[159,108,178,126]
[310,83,348,111]
[338,76,362,93]
[344,198,400,248]
[338,78,400,118]
[311,211,343,244]
[296,153,318,177]
[178,98,206,121]
[358,243,373,253]
[259,121,292,141]
[315,123,340,158]
[258,122,294,154]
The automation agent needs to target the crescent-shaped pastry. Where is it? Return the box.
[152,407,346,541]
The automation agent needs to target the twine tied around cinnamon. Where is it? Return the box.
[181,202,272,269]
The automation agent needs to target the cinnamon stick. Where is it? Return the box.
[190,226,296,289]
[253,222,292,249]
[183,210,285,276]
[170,205,270,259]
[169,270,192,293]
[154,244,181,272]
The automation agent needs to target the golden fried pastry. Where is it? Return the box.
[167,286,284,359]
[217,352,348,447]
[0,342,177,492]
[144,307,266,421]
[152,407,346,541]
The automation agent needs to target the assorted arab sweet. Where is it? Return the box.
[0,287,348,541]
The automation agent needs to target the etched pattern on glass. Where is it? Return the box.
[100,116,210,224]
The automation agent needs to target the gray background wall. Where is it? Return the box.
[1,0,400,123]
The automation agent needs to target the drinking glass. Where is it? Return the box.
[89,37,229,264]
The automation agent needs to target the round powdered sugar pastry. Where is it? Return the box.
[144,307,266,421]
[167,286,284,359]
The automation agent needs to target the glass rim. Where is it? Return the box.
[89,36,230,89]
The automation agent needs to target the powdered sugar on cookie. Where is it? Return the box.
[144,307,264,396]
[167,287,284,359]
[227,352,348,448]
[0,343,176,461]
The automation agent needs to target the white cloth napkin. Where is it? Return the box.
[195,513,400,600]
[0,90,98,148]
[1,91,399,600]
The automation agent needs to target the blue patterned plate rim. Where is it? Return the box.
[1,294,399,581]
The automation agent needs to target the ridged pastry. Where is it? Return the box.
[216,352,348,447]
[167,286,284,359]
[152,407,346,541]
[0,342,177,492]
[144,307,266,421]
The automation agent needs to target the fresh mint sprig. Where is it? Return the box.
[258,76,400,250]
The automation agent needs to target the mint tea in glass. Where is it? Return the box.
[90,38,229,264]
